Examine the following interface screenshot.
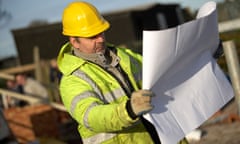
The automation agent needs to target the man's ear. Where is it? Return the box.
[69,37,80,49]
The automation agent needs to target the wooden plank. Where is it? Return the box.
[0,88,66,112]
[0,72,14,80]
[223,40,240,115]
[0,88,40,104]
[34,46,43,82]
[0,63,35,74]
[219,18,240,33]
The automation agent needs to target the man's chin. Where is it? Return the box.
[96,49,105,54]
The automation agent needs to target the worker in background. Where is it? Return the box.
[15,73,49,103]
[49,58,62,102]
[49,58,62,84]
[5,79,27,107]
[57,1,189,144]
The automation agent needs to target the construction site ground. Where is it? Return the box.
[189,98,240,144]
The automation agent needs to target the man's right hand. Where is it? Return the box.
[130,90,154,116]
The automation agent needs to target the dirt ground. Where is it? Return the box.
[189,99,240,144]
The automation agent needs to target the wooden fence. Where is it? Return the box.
[0,46,65,111]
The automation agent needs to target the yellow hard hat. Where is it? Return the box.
[62,1,110,37]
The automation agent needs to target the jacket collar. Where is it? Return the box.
[73,46,120,68]
[57,42,120,76]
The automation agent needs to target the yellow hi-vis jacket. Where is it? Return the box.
[57,42,154,144]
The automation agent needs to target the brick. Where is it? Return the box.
[3,104,63,144]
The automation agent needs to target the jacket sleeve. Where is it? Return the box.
[60,75,139,133]
[87,97,139,132]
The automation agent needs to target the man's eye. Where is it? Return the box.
[90,35,97,39]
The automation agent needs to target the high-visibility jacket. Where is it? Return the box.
[57,42,154,144]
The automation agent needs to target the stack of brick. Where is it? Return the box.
[3,104,65,144]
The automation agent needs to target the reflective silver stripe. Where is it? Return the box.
[83,102,98,130]
[70,89,126,130]
[71,69,127,143]
[104,88,126,102]
[72,69,127,103]
[129,56,142,82]
[82,133,116,144]
[70,91,99,129]
[70,91,97,115]
[72,70,106,102]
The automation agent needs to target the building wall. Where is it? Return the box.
[217,0,240,22]
[11,23,68,65]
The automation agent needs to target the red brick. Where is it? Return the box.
[3,104,63,144]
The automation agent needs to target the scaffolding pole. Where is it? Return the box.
[223,40,240,115]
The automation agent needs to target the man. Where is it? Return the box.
[57,1,189,144]
[6,79,26,107]
[15,73,49,103]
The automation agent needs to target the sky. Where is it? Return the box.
[0,0,224,60]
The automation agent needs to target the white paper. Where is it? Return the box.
[142,1,234,144]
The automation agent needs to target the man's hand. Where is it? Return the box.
[130,90,155,116]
